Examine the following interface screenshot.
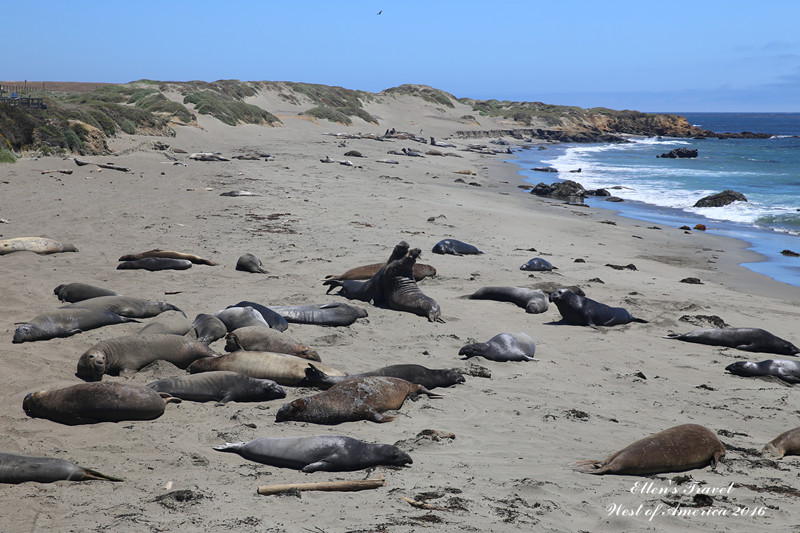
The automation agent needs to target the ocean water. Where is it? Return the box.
[511,113,800,286]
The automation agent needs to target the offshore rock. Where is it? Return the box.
[657,148,698,159]
[693,190,748,208]
[530,180,586,199]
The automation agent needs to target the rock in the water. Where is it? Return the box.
[657,148,698,159]
[693,190,747,208]
[529,180,586,199]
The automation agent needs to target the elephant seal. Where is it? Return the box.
[276,376,442,424]
[23,382,180,425]
[76,334,217,381]
[228,301,289,331]
[466,287,549,314]
[138,310,193,336]
[13,309,138,343]
[146,371,285,405]
[520,258,556,271]
[215,306,270,331]
[225,326,320,361]
[664,328,799,355]
[549,288,647,327]
[213,435,412,472]
[324,261,436,282]
[192,313,229,344]
[117,257,193,271]
[266,302,368,327]
[323,241,411,304]
[304,363,464,390]
[236,253,268,273]
[0,452,122,484]
[570,424,726,475]
[762,427,800,458]
[431,239,483,255]
[220,190,261,197]
[382,248,443,322]
[62,295,182,318]
[118,249,218,265]
[0,237,77,255]
[725,359,800,384]
[188,351,347,386]
[459,332,538,362]
[530,282,585,297]
[53,283,119,303]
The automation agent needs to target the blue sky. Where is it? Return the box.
[5,1,800,112]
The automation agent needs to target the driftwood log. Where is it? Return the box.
[257,474,385,495]
[41,169,74,175]
[74,158,130,172]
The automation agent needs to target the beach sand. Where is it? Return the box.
[2,99,800,533]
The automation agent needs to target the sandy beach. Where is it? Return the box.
[2,93,800,533]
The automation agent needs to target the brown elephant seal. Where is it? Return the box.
[664,328,799,355]
[570,424,726,475]
[762,427,800,458]
[138,310,194,336]
[146,371,285,405]
[225,326,320,361]
[236,253,268,273]
[383,248,443,322]
[275,376,442,424]
[459,332,538,362]
[23,382,180,425]
[118,249,218,265]
[304,363,464,390]
[0,452,122,484]
[76,334,218,381]
[188,351,347,386]
[117,257,193,271]
[0,237,78,255]
[549,288,647,327]
[62,295,183,318]
[53,283,119,303]
[13,309,139,343]
[192,313,229,344]
[725,359,800,384]
[466,287,549,314]
[213,435,412,472]
[325,261,436,282]
[323,241,411,303]
[266,302,368,327]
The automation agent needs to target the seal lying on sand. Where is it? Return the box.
[236,253,268,273]
[13,308,138,343]
[117,257,193,271]
[725,359,800,384]
[570,424,726,475]
[266,302,368,327]
[431,239,483,255]
[466,287,549,314]
[762,427,800,458]
[665,328,799,355]
[215,306,270,331]
[62,295,182,318]
[138,310,193,336]
[520,258,556,271]
[0,452,122,484]
[549,288,647,327]
[0,237,78,255]
[275,376,442,424]
[190,313,229,344]
[53,283,119,303]
[304,363,464,390]
[459,332,538,362]
[118,249,218,265]
[146,371,285,405]
[227,301,289,331]
[225,326,320,361]
[213,435,412,472]
[382,248,443,322]
[23,382,180,425]
[188,351,347,386]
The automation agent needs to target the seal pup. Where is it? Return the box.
[0,452,122,484]
[213,435,412,472]
[13,308,138,343]
[431,239,483,255]
[117,257,193,271]
[191,313,229,344]
[225,326,320,361]
[236,253,268,273]
[520,258,556,271]
[725,359,800,384]
[275,376,442,424]
[23,382,180,425]
[266,302,368,327]
[76,334,218,381]
[118,249,218,265]
[382,248,443,322]
[664,328,799,355]
[62,295,183,318]
[146,371,285,405]
[53,283,119,303]
[466,286,549,314]
[227,301,289,331]
[762,427,800,458]
[304,363,464,390]
[570,424,726,475]
[0,237,77,255]
[138,310,193,336]
[188,351,347,386]
[549,288,647,327]
[459,333,538,362]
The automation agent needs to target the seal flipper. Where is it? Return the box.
[301,460,329,473]
[71,467,124,482]
[213,442,244,453]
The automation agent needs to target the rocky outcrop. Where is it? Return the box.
[657,148,698,159]
[455,128,626,143]
[693,190,747,208]
[714,131,773,139]
[530,180,586,199]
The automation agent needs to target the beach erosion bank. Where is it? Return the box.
[2,113,800,532]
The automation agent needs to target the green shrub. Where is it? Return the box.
[60,128,83,152]
[0,148,16,163]
[71,122,90,140]
[120,119,136,134]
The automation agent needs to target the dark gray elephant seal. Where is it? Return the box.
[323,241,411,303]
[117,257,193,271]
[146,371,285,405]
[53,283,119,303]
[228,301,289,331]
[236,253,268,274]
[213,435,412,472]
[266,302,368,327]
[275,376,441,424]
[466,286,549,314]
[431,239,483,255]
[304,363,464,390]
[62,295,183,318]
[762,427,800,458]
[665,328,799,355]
[725,359,800,384]
[225,326,320,361]
[459,332,538,362]
[23,382,180,425]
[549,288,647,327]
[191,313,229,344]
[188,351,347,386]
[0,452,122,484]
[13,309,139,343]
[520,257,556,271]
[76,334,217,381]
[570,424,726,475]
[383,248,443,322]
[138,310,193,336]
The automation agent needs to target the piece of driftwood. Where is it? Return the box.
[257,474,385,496]
[41,169,74,175]
[73,158,130,172]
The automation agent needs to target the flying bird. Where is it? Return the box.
[377,10,382,15]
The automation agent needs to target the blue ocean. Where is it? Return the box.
[511,113,800,286]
